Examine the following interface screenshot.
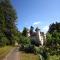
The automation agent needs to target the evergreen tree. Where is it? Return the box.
[22,27,27,37]
[30,26,34,36]
[48,22,60,33]
[0,0,17,45]
[47,22,60,46]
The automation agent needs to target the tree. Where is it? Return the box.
[47,22,60,46]
[30,26,34,36]
[48,22,60,34]
[0,32,9,46]
[19,36,31,45]
[0,0,17,45]
[22,27,27,37]
[46,33,52,46]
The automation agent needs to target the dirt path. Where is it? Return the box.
[3,47,20,60]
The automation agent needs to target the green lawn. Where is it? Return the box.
[49,55,60,60]
[19,51,60,60]
[0,46,13,60]
[20,51,39,60]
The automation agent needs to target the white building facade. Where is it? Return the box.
[27,27,46,46]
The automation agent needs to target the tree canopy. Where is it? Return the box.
[47,22,60,46]
[0,0,18,46]
[30,26,34,36]
[22,27,28,37]
[48,22,60,33]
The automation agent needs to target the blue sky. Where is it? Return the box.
[11,0,60,33]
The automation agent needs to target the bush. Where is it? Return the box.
[19,44,24,51]
[19,36,34,53]
[34,46,40,54]
[31,38,40,46]
[24,44,34,53]
[19,36,31,45]
[19,44,34,53]
[0,37,8,46]
[39,47,48,60]
[0,32,9,46]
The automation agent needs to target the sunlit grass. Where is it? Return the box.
[48,55,60,60]
[20,51,39,60]
[0,46,13,60]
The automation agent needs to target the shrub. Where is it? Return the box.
[24,44,34,53]
[39,47,48,60]
[19,44,24,51]
[0,37,9,46]
[31,38,40,46]
[19,36,31,45]
[0,32,9,46]
[34,46,40,54]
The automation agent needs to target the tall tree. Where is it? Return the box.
[48,22,60,33]
[30,26,34,36]
[0,0,17,45]
[47,22,60,46]
[22,27,27,37]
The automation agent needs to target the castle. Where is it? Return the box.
[27,27,46,46]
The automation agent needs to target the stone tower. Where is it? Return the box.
[27,29,30,37]
[35,27,44,46]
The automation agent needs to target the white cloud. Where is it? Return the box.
[42,26,49,33]
[33,21,40,25]
[33,21,49,33]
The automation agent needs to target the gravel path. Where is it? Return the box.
[3,47,20,60]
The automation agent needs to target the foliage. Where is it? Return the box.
[49,55,60,60]
[46,22,60,57]
[31,38,40,46]
[47,22,60,46]
[34,46,40,54]
[30,26,34,36]
[46,33,52,46]
[48,22,60,34]
[22,27,28,37]
[0,0,18,45]
[0,32,9,46]
[39,47,48,60]
[24,44,34,53]
[19,35,31,45]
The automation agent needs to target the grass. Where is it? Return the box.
[0,46,13,60]
[20,51,39,60]
[19,51,60,60]
[48,55,60,60]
